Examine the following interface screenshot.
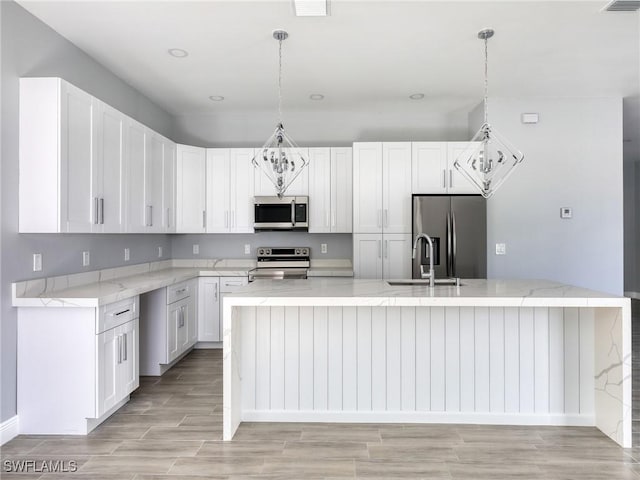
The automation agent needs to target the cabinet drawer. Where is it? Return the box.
[98,296,139,334]
[167,280,193,304]
[220,276,248,292]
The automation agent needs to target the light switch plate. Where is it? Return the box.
[521,113,539,124]
[321,243,327,254]
[124,248,130,261]
[33,253,42,272]
[495,243,506,255]
[82,251,90,266]
[560,207,572,219]
[158,246,163,258]
[244,244,251,255]
[193,244,199,255]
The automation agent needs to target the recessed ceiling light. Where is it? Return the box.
[168,48,189,58]
[209,95,225,101]
[309,94,324,100]
[409,93,425,100]
[293,0,328,16]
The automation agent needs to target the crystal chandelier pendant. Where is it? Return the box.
[454,123,524,198]
[253,122,309,197]
[253,29,309,198]
[454,28,524,198]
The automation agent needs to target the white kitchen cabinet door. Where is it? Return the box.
[412,142,448,194]
[164,140,177,233]
[230,148,255,233]
[176,145,206,233]
[353,234,383,279]
[383,234,413,279]
[331,147,353,233]
[95,102,125,233]
[96,326,119,417]
[186,294,198,347]
[126,119,147,233]
[198,278,220,342]
[447,142,479,194]
[146,132,165,233]
[118,318,139,398]
[167,301,182,363]
[353,143,383,233]
[382,142,412,234]
[308,148,332,233]
[206,148,231,233]
[62,81,97,233]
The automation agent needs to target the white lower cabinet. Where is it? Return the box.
[140,279,198,375]
[197,276,248,346]
[353,233,412,279]
[17,296,140,434]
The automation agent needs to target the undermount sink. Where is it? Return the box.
[387,278,462,287]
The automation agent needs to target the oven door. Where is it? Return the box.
[254,196,308,231]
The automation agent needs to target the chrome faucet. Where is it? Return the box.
[412,233,435,287]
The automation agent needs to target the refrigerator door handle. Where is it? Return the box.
[446,211,452,277]
[451,211,457,277]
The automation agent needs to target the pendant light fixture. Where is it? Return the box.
[453,29,524,198]
[252,30,308,198]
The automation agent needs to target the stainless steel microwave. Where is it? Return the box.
[254,196,309,231]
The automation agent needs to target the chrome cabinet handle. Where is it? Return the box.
[214,283,218,301]
[449,169,453,189]
[146,205,153,227]
[114,308,130,316]
[94,197,99,225]
[384,209,388,228]
[331,211,336,228]
[202,210,206,229]
[175,287,187,294]
[231,210,235,228]
[443,169,446,189]
[123,333,127,361]
[384,240,388,259]
[117,334,122,364]
[100,198,104,225]
[377,240,381,258]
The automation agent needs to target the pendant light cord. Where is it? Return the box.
[278,38,283,125]
[483,36,489,125]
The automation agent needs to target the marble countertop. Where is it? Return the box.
[225,278,628,308]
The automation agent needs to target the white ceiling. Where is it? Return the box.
[16,0,640,118]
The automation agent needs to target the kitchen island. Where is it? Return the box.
[222,278,631,447]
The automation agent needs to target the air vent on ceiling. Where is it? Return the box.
[293,0,328,16]
[602,0,640,12]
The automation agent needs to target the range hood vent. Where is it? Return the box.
[602,0,640,12]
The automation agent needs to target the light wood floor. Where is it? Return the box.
[3,349,640,479]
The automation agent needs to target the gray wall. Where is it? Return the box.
[471,98,624,296]
[171,233,352,260]
[173,109,470,147]
[0,2,175,423]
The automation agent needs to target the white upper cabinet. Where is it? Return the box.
[163,140,177,233]
[126,119,147,233]
[412,141,477,195]
[382,142,412,234]
[19,78,98,233]
[446,142,479,194]
[176,145,206,233]
[145,132,165,233]
[331,147,353,233]
[206,148,255,233]
[308,147,353,234]
[254,148,309,196]
[308,148,332,233]
[95,102,125,233]
[353,142,383,233]
[353,142,411,234]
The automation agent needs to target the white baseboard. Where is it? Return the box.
[625,291,640,300]
[241,410,594,427]
[1,415,19,445]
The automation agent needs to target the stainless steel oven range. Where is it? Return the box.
[249,247,310,280]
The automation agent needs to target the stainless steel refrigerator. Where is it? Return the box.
[412,195,487,279]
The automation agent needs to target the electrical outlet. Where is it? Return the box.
[32,253,42,272]
[321,243,327,254]
[82,251,90,266]
[124,248,130,261]
[495,243,506,255]
[158,246,163,258]
[244,244,251,255]
[193,244,199,255]
[560,207,572,219]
